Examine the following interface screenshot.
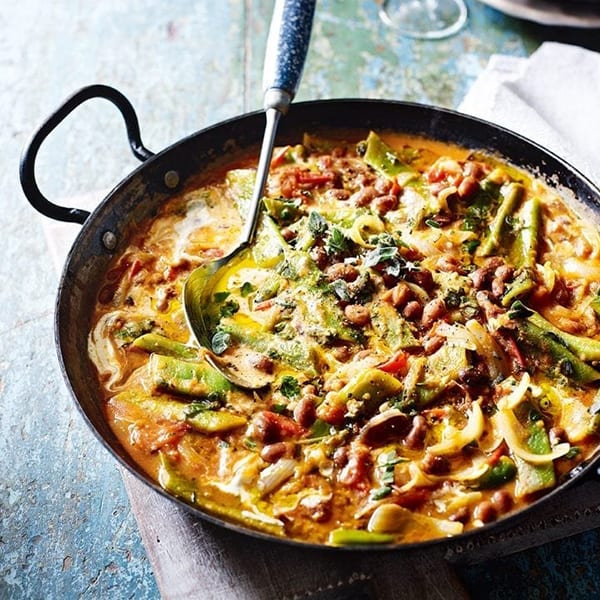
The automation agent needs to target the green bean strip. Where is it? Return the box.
[514,320,600,384]
[149,354,234,396]
[132,332,199,360]
[473,456,517,490]
[511,301,600,361]
[519,196,541,268]
[362,131,418,183]
[479,182,525,257]
[513,405,556,496]
[328,528,394,546]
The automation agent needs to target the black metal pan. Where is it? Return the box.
[20,85,600,549]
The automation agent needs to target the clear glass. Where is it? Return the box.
[378,0,468,40]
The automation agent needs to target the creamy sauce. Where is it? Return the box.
[89,132,600,546]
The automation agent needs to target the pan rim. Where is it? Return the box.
[53,97,600,551]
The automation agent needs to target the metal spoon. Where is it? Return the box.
[183,0,316,388]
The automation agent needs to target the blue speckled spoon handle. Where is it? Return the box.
[262,0,316,112]
[239,0,316,245]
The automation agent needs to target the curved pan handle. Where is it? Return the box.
[19,84,154,224]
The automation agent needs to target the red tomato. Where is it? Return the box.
[259,411,305,440]
[297,171,335,187]
[377,350,408,375]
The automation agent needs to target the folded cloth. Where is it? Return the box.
[459,41,600,186]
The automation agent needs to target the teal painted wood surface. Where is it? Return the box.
[2,0,600,598]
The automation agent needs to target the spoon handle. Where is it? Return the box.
[262,0,316,111]
[241,0,316,246]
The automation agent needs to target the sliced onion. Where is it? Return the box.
[493,409,570,465]
[465,319,507,380]
[347,214,385,247]
[368,503,463,537]
[257,458,297,496]
[561,257,600,281]
[427,402,485,456]
[496,372,531,411]
[396,463,437,493]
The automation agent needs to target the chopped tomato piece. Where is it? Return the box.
[297,171,336,186]
[259,411,305,439]
[390,176,402,197]
[488,442,508,467]
[128,258,144,279]
[377,350,408,375]
[271,145,291,168]
[253,299,276,311]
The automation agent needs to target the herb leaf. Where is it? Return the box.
[308,211,328,236]
[220,299,240,318]
[279,375,300,398]
[326,227,350,255]
[370,486,392,500]
[240,282,255,297]
[565,446,580,459]
[211,330,231,354]
[330,279,352,302]
[363,246,398,268]
[184,395,223,415]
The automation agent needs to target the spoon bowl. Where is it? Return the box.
[183,0,315,388]
[184,243,276,389]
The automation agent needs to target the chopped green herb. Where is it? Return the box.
[114,319,154,344]
[370,486,393,500]
[270,403,288,414]
[184,395,223,415]
[363,246,398,268]
[463,239,480,254]
[369,232,406,248]
[326,227,350,255]
[277,259,298,279]
[565,446,580,459]
[211,330,231,355]
[425,218,442,229]
[214,291,230,303]
[330,279,352,302]
[376,450,406,486]
[309,419,332,439]
[445,289,464,310]
[279,375,301,398]
[220,299,240,318]
[240,282,255,297]
[308,211,328,236]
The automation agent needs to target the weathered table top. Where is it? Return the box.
[2,1,600,598]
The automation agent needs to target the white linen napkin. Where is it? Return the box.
[459,41,600,187]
